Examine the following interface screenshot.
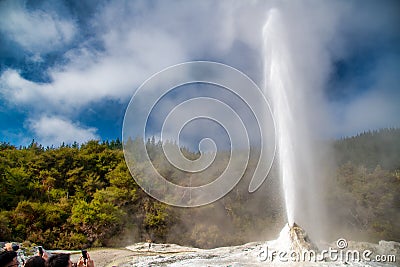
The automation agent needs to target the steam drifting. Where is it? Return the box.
[263,8,329,237]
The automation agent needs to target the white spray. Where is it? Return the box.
[263,8,324,232]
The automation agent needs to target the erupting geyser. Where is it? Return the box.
[263,8,319,227]
[263,8,323,243]
[263,8,297,227]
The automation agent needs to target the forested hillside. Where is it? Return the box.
[0,138,283,249]
[330,128,400,241]
[0,128,399,249]
[334,128,400,170]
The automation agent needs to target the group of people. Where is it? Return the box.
[0,244,95,267]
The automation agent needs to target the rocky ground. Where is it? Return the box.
[75,225,399,267]
[12,225,396,267]
[77,240,399,267]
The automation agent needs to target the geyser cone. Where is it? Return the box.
[272,223,319,254]
[289,222,318,253]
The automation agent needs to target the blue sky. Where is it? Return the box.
[0,0,399,147]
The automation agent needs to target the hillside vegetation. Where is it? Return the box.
[0,128,399,249]
[330,128,400,241]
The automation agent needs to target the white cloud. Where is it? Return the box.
[0,0,398,143]
[0,21,188,111]
[0,1,274,112]
[0,4,192,112]
[338,91,399,136]
[331,55,400,136]
[0,0,76,54]
[29,116,99,146]
[0,69,41,103]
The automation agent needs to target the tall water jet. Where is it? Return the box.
[262,8,323,233]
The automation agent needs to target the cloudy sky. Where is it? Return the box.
[0,0,399,146]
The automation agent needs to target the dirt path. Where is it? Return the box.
[68,242,202,267]
[69,245,195,267]
[70,248,138,267]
